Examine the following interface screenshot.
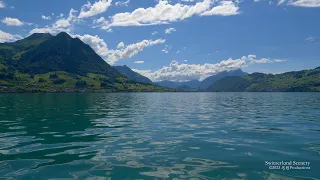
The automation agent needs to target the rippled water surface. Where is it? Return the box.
[0,93,319,179]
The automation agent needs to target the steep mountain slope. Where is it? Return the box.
[207,68,320,92]
[18,32,120,79]
[199,69,247,90]
[0,32,172,92]
[0,33,53,64]
[113,65,153,84]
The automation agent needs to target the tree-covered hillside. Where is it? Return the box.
[0,32,172,93]
[208,68,320,92]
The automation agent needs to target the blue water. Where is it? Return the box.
[0,93,319,179]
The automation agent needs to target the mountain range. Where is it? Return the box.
[208,68,320,92]
[0,32,319,92]
[154,69,247,91]
[0,32,170,92]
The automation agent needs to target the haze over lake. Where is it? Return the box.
[0,93,319,179]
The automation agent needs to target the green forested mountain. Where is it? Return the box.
[1,32,318,93]
[0,32,171,92]
[113,65,153,84]
[0,33,52,64]
[207,68,320,92]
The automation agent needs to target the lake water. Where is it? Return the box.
[0,93,319,179]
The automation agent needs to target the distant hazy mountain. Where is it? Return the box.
[113,65,153,84]
[156,80,201,90]
[156,69,247,91]
[207,68,320,92]
[199,69,248,90]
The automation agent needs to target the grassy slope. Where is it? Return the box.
[0,33,172,93]
[208,68,320,92]
[0,70,171,92]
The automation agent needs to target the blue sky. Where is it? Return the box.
[0,0,319,81]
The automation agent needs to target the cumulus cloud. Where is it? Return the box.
[0,30,22,43]
[30,9,78,34]
[115,0,130,6]
[1,17,25,26]
[41,15,51,20]
[290,0,320,7]
[95,0,240,29]
[200,1,240,16]
[107,39,166,64]
[78,0,112,18]
[72,34,165,64]
[133,55,286,81]
[165,27,176,34]
[117,42,125,49]
[152,31,158,35]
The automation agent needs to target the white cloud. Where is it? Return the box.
[73,34,165,64]
[96,0,240,29]
[107,39,166,64]
[277,0,320,7]
[30,9,78,34]
[78,0,112,18]
[94,17,107,24]
[134,60,144,64]
[200,1,240,16]
[41,15,52,20]
[152,31,158,35]
[305,36,316,42]
[57,13,64,18]
[162,45,172,53]
[1,17,24,26]
[273,59,287,62]
[0,0,4,8]
[278,0,286,5]
[117,42,125,49]
[162,49,169,53]
[247,54,285,64]
[134,55,286,81]
[0,30,22,43]
[289,0,320,7]
[54,19,70,28]
[165,27,176,34]
[115,0,130,6]
[29,27,60,34]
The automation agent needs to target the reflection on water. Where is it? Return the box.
[0,93,319,179]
